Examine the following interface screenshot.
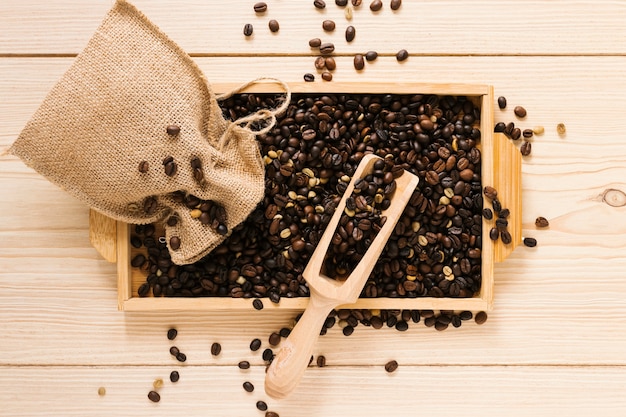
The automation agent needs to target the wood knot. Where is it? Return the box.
[601,188,626,207]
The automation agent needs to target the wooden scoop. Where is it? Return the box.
[264,154,419,399]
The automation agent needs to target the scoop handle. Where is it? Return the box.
[265,293,335,400]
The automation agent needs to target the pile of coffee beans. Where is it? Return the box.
[132,91,484,301]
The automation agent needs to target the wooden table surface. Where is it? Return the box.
[2,1,626,416]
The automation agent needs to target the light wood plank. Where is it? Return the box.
[1,1,626,55]
[1,365,625,417]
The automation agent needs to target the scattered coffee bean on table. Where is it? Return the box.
[243,23,253,37]
[484,186,498,200]
[482,208,493,220]
[250,339,262,351]
[522,129,533,139]
[176,352,187,362]
[396,49,409,61]
[148,390,161,403]
[475,311,488,325]
[238,360,251,369]
[390,0,402,10]
[314,0,326,9]
[322,20,336,31]
[262,348,274,362]
[303,73,315,82]
[533,125,545,135]
[325,57,336,71]
[520,141,531,156]
[336,0,348,5]
[243,381,255,393]
[385,360,398,373]
[354,54,365,70]
[370,0,383,11]
[365,50,378,61]
[317,355,326,367]
[321,71,333,81]
[514,106,527,118]
[98,387,106,396]
[169,346,180,357]
[153,378,164,389]
[535,216,549,228]
[345,25,356,42]
[268,332,281,346]
[345,5,353,19]
[169,371,180,383]
[557,123,567,135]
[211,342,222,356]
[253,299,264,310]
[352,0,362,5]
[497,96,507,109]
[494,122,505,132]
[319,42,335,55]
[266,412,280,417]
[254,2,268,13]
[256,401,268,411]
[268,19,280,33]
[523,237,537,247]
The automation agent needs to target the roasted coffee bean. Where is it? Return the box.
[268,332,281,346]
[211,342,221,356]
[511,127,521,140]
[498,208,510,218]
[325,57,337,70]
[354,54,365,70]
[138,160,149,173]
[345,25,356,42]
[143,196,158,214]
[514,106,527,118]
[492,198,502,214]
[167,328,177,340]
[489,227,499,241]
[317,355,326,367]
[256,401,268,411]
[243,381,254,392]
[523,129,533,138]
[352,0,362,5]
[482,208,493,220]
[169,371,180,383]
[131,254,146,268]
[250,338,262,351]
[322,20,336,31]
[314,0,326,8]
[164,161,178,177]
[309,38,322,48]
[384,360,398,373]
[314,56,326,70]
[523,237,537,247]
[336,0,348,5]
[148,390,160,402]
[495,218,508,229]
[342,325,354,336]
[169,346,180,356]
[262,348,274,361]
[395,320,408,331]
[268,19,280,32]
[176,352,187,362]
[321,71,333,81]
[169,236,181,250]
[252,298,264,310]
[303,73,315,82]
[319,42,335,55]
[243,23,253,37]
[166,125,180,135]
[365,50,378,61]
[535,216,549,228]
[390,0,402,10]
[500,229,512,244]
[497,96,507,109]
[396,49,409,61]
[475,311,488,325]
[254,2,268,13]
[238,360,250,369]
[370,0,383,11]
[557,123,567,135]
[265,412,280,417]
[483,186,498,200]
[520,140,531,156]
[494,122,506,132]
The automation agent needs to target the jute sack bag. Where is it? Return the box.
[8,0,289,265]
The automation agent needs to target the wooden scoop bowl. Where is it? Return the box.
[264,154,419,400]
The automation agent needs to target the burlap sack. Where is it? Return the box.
[9,0,289,264]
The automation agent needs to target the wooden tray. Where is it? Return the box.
[89,82,522,312]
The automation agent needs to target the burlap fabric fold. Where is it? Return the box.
[9,0,289,264]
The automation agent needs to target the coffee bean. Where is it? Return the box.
[268,19,280,32]
[153,378,164,389]
[262,348,274,362]
[143,196,158,214]
[303,73,315,82]
[396,49,409,61]
[494,122,506,132]
[483,186,497,200]
[352,0,362,5]
[252,298,264,310]
[535,216,549,228]
[523,237,537,247]
[475,311,488,325]
[557,123,566,135]
[384,360,398,373]
[354,54,365,70]
[511,127,521,140]
[169,370,179,383]
[497,96,507,109]
[314,0,326,8]
[169,346,180,356]
[317,355,326,367]
[514,106,527,118]
[322,20,336,31]
[131,254,146,268]
[265,412,280,417]
[238,360,250,369]
[395,320,408,331]
[176,352,187,362]
[268,332,281,346]
[256,401,268,411]
[309,38,322,48]
[492,198,502,214]
[254,2,267,13]
[482,208,493,220]
[319,42,335,55]
[520,140,531,156]
[504,122,515,136]
[345,25,356,42]
[365,51,378,61]
[167,328,177,340]
[138,160,149,173]
[243,381,254,392]
[489,227,499,241]
[498,208,510,219]
[495,218,508,229]
[148,390,160,402]
[211,342,221,356]
[336,0,348,5]
[243,23,253,37]
[500,229,512,244]
[166,125,180,135]
[325,57,336,70]
[314,56,326,70]
[250,338,262,351]
[523,129,533,138]
[370,0,383,11]
[321,71,333,81]
[390,0,402,10]
[169,236,181,250]
[342,325,354,336]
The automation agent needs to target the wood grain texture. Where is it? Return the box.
[89,209,117,263]
[1,1,626,55]
[1,365,625,417]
